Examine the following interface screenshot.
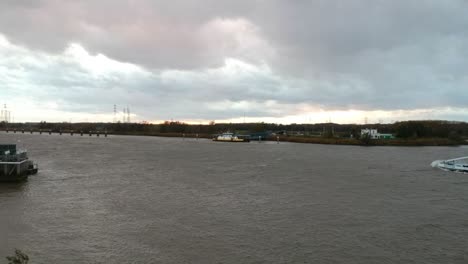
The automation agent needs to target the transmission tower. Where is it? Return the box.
[113,104,117,123]
[1,104,9,123]
[127,107,131,123]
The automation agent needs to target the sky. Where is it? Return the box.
[1,0,468,124]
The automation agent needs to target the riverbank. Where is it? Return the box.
[1,130,464,146]
[273,136,465,146]
[115,132,465,146]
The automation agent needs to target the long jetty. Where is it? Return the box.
[2,129,108,137]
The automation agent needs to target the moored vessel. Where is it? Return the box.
[212,132,250,142]
[0,144,38,182]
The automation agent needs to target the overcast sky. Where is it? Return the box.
[1,0,467,124]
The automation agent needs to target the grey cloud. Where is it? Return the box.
[1,0,468,121]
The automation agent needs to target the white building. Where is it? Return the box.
[361,129,394,139]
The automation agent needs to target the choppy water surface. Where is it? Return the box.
[1,133,468,263]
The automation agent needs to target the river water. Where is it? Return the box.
[0,133,467,263]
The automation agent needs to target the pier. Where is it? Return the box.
[2,129,108,137]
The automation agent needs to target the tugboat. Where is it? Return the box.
[212,132,250,142]
[0,144,38,182]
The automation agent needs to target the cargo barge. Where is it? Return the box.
[0,144,38,182]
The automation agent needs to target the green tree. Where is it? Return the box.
[396,121,430,138]
[252,122,267,133]
[448,131,461,142]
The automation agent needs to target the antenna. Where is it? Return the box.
[113,104,117,123]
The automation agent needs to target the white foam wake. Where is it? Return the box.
[431,160,442,168]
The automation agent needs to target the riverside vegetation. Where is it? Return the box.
[5,249,29,264]
[1,120,467,146]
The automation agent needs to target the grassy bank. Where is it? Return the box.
[270,136,464,146]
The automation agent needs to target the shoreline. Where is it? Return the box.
[1,130,465,146]
[273,136,464,146]
[111,132,465,146]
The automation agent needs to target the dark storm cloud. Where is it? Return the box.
[3,0,466,69]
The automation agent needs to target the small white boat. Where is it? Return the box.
[213,132,250,142]
[431,156,468,173]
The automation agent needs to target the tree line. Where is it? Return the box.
[1,120,467,140]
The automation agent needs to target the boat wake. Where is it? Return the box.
[431,157,468,174]
[431,160,443,168]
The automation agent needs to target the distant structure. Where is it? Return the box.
[361,128,394,139]
[120,106,131,123]
[127,106,131,123]
[113,104,117,123]
[1,104,11,123]
[114,105,132,123]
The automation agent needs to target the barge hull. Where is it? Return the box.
[212,139,250,142]
[0,160,35,182]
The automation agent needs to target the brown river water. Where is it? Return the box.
[1,133,468,263]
